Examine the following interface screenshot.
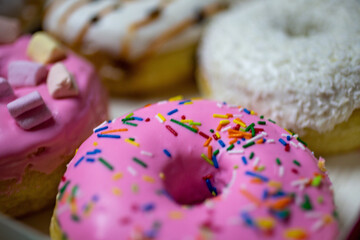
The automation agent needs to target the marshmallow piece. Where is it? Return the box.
[0,16,21,44]
[47,63,78,98]
[7,91,52,130]
[0,77,14,100]
[27,32,66,64]
[8,60,48,87]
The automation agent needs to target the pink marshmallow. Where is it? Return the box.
[7,91,44,118]
[0,77,14,100]
[47,63,79,98]
[7,91,52,130]
[0,16,21,44]
[8,60,48,88]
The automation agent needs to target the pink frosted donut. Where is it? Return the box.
[51,99,338,240]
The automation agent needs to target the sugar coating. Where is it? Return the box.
[54,99,338,240]
[200,0,360,134]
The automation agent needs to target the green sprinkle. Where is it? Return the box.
[201,153,214,166]
[257,166,265,172]
[129,138,135,141]
[123,121,138,127]
[132,184,139,193]
[293,160,301,166]
[99,157,114,170]
[170,119,198,133]
[276,158,282,165]
[249,152,254,159]
[71,214,80,222]
[213,149,219,156]
[268,119,276,124]
[234,165,239,169]
[125,112,134,118]
[301,194,313,211]
[245,123,255,132]
[190,122,202,126]
[58,181,70,200]
[243,141,255,148]
[296,137,308,146]
[122,117,135,122]
[257,121,266,125]
[260,115,264,119]
[317,196,324,204]
[132,157,148,168]
[226,144,234,151]
[312,175,322,187]
[210,129,214,133]
[71,185,78,198]
[251,127,255,137]
[332,210,339,220]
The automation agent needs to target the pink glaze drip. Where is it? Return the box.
[56,99,338,240]
[0,36,108,183]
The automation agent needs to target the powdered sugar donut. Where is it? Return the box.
[0,33,108,216]
[51,99,338,240]
[198,0,360,155]
[43,0,237,95]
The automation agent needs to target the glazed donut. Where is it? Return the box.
[0,32,108,216]
[198,0,360,155]
[51,99,338,240]
[43,0,235,95]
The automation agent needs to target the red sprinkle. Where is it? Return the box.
[291,168,299,174]
[202,174,213,180]
[213,134,219,140]
[232,124,240,130]
[199,131,210,139]
[254,128,264,134]
[285,144,290,152]
[145,118,150,122]
[181,115,186,120]
[61,176,66,182]
[165,125,178,136]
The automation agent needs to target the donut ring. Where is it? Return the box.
[198,0,360,155]
[51,99,338,240]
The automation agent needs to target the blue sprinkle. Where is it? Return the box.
[179,100,191,105]
[133,117,143,121]
[92,195,99,202]
[142,203,155,212]
[86,158,95,162]
[74,156,84,167]
[167,109,178,115]
[242,156,248,165]
[107,120,112,123]
[243,108,251,114]
[97,134,121,139]
[145,230,156,238]
[205,179,217,195]
[278,138,287,146]
[240,211,255,227]
[245,171,269,182]
[212,155,219,169]
[262,138,267,143]
[242,138,246,141]
[218,139,225,148]
[272,191,286,198]
[86,149,101,155]
[237,141,241,144]
[286,135,291,141]
[163,149,171,157]
[94,126,108,133]
[262,189,269,200]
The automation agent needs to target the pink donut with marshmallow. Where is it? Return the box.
[51,99,338,240]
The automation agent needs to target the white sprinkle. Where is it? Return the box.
[282,133,291,138]
[228,104,239,108]
[217,102,223,108]
[127,166,137,176]
[298,142,305,150]
[295,194,303,205]
[157,100,167,105]
[221,125,232,132]
[204,200,215,209]
[293,134,299,138]
[253,157,260,167]
[140,150,153,157]
[93,120,107,131]
[279,166,284,177]
[155,115,164,123]
[267,139,275,143]
[112,118,117,123]
[246,132,267,143]
[311,219,325,232]
[238,107,243,112]
[291,178,309,187]
[56,204,69,216]
[290,141,298,148]
[227,149,244,154]
[233,114,243,118]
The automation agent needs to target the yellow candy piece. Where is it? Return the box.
[256,217,275,231]
[27,32,66,64]
[284,228,308,239]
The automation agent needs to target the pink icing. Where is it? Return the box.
[0,36,108,183]
[55,99,338,240]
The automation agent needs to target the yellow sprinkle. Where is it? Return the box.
[268,181,282,189]
[234,165,239,169]
[75,148,79,153]
[284,128,294,135]
[318,158,327,172]
[142,175,155,183]
[181,119,192,123]
[201,153,214,166]
[157,113,166,122]
[159,172,165,179]
[93,142,98,146]
[284,228,308,239]
[220,120,230,125]
[233,119,246,128]
[256,217,275,231]
[184,101,193,105]
[70,202,77,213]
[125,138,140,147]
[169,95,183,101]
[112,172,123,181]
[213,114,229,119]
[323,214,333,224]
[250,110,256,115]
[112,187,122,196]
[169,211,183,219]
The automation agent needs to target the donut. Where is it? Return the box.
[50,98,338,240]
[198,0,360,155]
[0,32,108,217]
[43,0,234,95]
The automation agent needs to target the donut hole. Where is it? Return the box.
[162,155,231,205]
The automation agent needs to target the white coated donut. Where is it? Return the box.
[199,0,360,134]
